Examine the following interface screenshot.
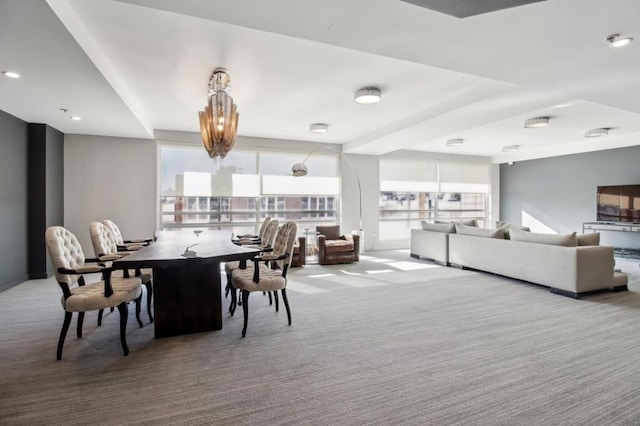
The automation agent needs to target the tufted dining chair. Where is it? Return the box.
[103,219,153,252]
[225,219,279,300]
[231,221,297,337]
[45,226,143,360]
[234,217,272,246]
[90,221,154,323]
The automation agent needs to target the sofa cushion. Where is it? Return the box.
[454,223,505,239]
[576,232,600,246]
[509,229,577,247]
[437,219,477,227]
[316,225,341,240]
[497,222,531,239]
[421,221,456,233]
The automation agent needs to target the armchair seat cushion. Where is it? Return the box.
[62,277,142,312]
[324,239,354,253]
[232,268,286,292]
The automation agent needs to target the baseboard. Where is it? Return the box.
[29,272,49,279]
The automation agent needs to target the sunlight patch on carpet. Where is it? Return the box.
[322,275,388,288]
[387,261,441,271]
[308,273,336,278]
[286,280,330,294]
[366,269,394,274]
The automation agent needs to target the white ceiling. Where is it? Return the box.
[1,0,639,163]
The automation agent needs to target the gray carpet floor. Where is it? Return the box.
[1,250,640,425]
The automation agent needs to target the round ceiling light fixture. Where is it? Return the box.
[606,34,633,48]
[502,145,521,152]
[2,70,21,79]
[309,123,329,134]
[524,117,550,128]
[354,87,382,104]
[446,138,464,147]
[585,128,609,137]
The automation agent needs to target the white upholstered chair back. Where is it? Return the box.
[102,219,124,245]
[45,226,86,286]
[262,219,279,248]
[258,217,272,240]
[271,222,297,271]
[90,221,119,257]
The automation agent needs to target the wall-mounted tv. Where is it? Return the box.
[597,185,640,223]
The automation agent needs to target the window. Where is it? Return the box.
[379,158,490,240]
[159,145,340,235]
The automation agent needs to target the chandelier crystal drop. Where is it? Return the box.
[198,68,239,159]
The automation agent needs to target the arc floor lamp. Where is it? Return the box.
[291,146,364,251]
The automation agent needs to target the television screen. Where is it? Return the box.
[597,185,640,223]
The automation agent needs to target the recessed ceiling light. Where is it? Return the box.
[446,138,464,147]
[502,145,520,152]
[2,70,21,79]
[70,116,82,121]
[309,123,328,133]
[354,87,382,104]
[606,34,633,48]
[524,117,550,128]
[585,128,609,137]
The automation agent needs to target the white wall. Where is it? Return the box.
[64,134,156,254]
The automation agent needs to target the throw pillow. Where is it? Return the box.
[497,222,531,239]
[436,219,478,227]
[509,229,577,247]
[576,232,600,246]
[454,223,505,239]
[421,221,456,233]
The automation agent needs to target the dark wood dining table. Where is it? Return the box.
[113,230,260,338]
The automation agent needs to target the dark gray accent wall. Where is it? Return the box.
[500,145,640,249]
[28,124,64,279]
[0,110,28,290]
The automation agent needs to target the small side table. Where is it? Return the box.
[304,228,318,264]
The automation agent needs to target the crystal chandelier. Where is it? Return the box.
[198,68,239,159]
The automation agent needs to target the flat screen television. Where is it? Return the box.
[597,185,640,223]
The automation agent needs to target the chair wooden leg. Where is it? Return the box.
[97,309,104,326]
[57,311,73,360]
[273,291,279,312]
[145,282,154,323]
[135,295,143,328]
[268,291,272,305]
[229,287,237,316]
[76,312,85,338]
[241,290,250,338]
[225,272,231,298]
[282,289,291,325]
[117,303,130,356]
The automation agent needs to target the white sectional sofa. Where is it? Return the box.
[410,222,628,298]
[410,229,449,265]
